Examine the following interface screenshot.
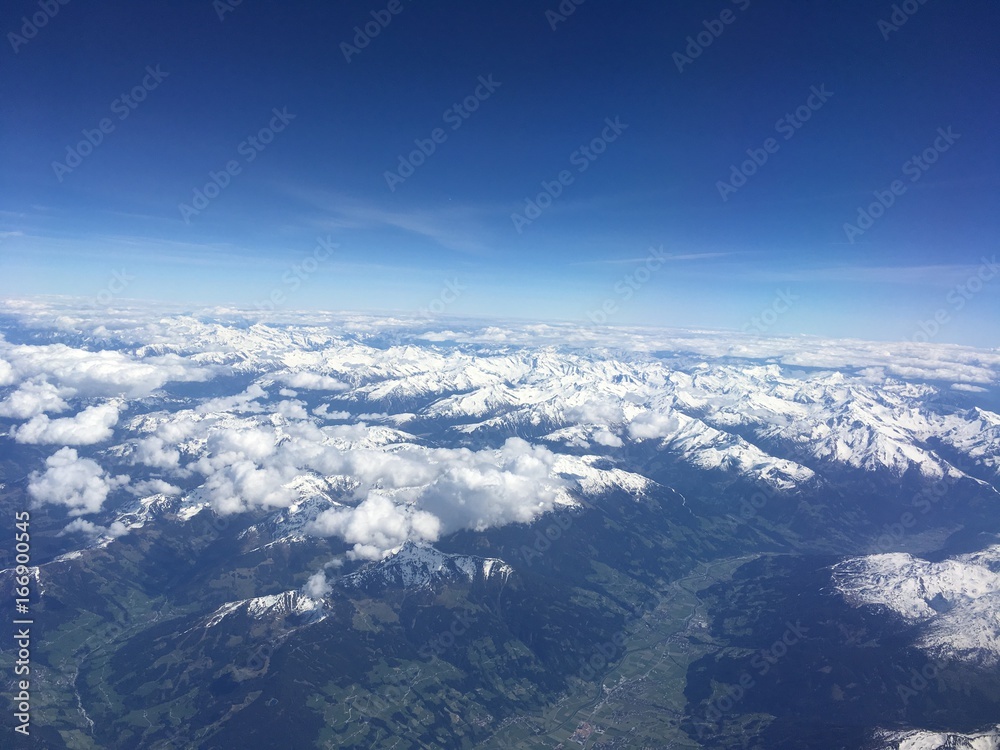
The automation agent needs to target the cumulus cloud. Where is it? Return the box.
[12,403,121,445]
[162,410,576,556]
[0,379,71,419]
[59,518,129,539]
[133,436,181,469]
[308,438,571,559]
[413,438,570,532]
[952,383,988,393]
[0,358,14,386]
[131,479,182,496]
[592,428,623,447]
[0,342,213,398]
[302,570,332,598]
[196,384,267,414]
[564,399,627,426]
[627,411,684,440]
[28,448,130,515]
[274,399,309,420]
[205,427,278,463]
[280,372,348,391]
[313,404,350,420]
[151,413,203,445]
[138,418,297,515]
[310,493,442,560]
[200,459,297,515]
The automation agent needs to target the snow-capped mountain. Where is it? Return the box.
[3,302,998,564]
[873,726,1000,750]
[3,301,1000,749]
[340,541,513,592]
[205,590,327,628]
[833,545,1000,667]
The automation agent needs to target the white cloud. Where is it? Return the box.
[12,402,121,445]
[137,411,575,558]
[28,447,129,515]
[308,438,571,559]
[0,379,72,419]
[951,383,987,393]
[151,414,203,445]
[310,493,441,560]
[59,518,129,539]
[201,426,278,464]
[313,404,350,419]
[280,372,348,391]
[0,358,14,386]
[627,411,683,440]
[131,479,182,496]
[200,459,297,515]
[303,570,332,598]
[196,384,267,414]
[592,428,623,447]
[0,341,214,398]
[133,436,181,469]
[564,399,627,426]
[274,399,309,420]
[413,438,570,532]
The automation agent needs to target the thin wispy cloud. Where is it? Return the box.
[571,251,738,266]
[286,187,498,257]
[740,261,997,286]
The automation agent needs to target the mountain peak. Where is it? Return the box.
[341,542,513,592]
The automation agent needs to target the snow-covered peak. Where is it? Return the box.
[205,590,326,628]
[833,545,1000,667]
[340,541,512,591]
[6,304,999,565]
[833,551,1000,623]
[873,726,1000,750]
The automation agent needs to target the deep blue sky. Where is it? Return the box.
[2,0,998,345]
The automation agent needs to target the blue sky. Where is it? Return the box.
[1,0,998,345]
